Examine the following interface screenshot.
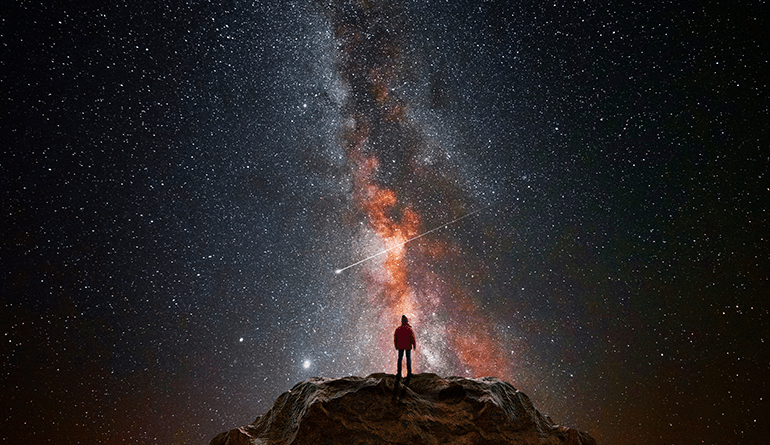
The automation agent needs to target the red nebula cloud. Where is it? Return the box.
[346,146,511,378]
[326,0,512,381]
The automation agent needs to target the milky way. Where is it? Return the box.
[2,1,767,445]
[317,0,517,381]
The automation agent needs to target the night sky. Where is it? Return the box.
[2,1,768,444]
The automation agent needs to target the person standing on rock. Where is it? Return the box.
[394,315,417,382]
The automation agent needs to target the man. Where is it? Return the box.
[394,315,417,381]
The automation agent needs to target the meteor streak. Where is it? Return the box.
[335,205,490,274]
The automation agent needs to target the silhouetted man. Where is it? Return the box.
[394,315,416,382]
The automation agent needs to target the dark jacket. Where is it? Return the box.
[394,323,416,350]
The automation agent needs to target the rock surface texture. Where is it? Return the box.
[209,373,597,445]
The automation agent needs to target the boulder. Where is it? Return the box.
[209,373,596,445]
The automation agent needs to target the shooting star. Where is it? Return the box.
[335,205,490,274]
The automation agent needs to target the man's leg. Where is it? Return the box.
[397,349,404,378]
[405,349,412,377]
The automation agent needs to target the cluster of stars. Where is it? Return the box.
[2,1,766,445]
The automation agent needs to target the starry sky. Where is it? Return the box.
[2,1,768,444]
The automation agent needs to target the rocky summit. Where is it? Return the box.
[209,373,597,445]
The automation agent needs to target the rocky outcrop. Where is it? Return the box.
[209,373,596,445]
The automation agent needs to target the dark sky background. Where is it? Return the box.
[2,1,768,444]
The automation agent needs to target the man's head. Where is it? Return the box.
[401,315,408,324]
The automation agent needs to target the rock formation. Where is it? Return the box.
[209,373,596,445]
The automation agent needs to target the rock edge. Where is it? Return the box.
[210,373,597,445]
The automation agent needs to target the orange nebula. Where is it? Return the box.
[326,0,513,380]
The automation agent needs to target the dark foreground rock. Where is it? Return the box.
[209,373,596,445]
